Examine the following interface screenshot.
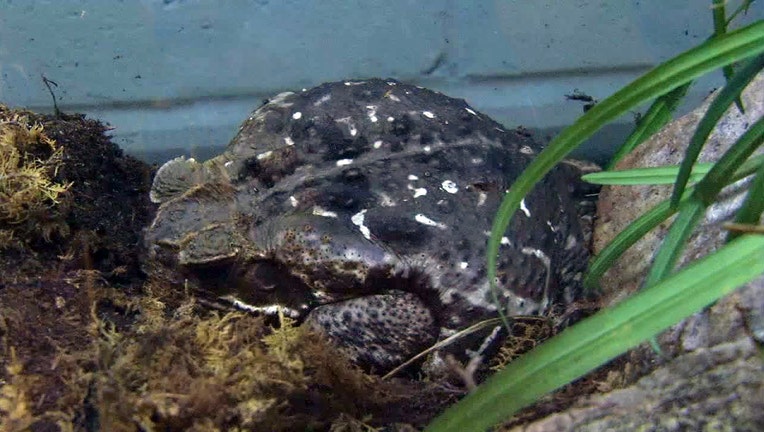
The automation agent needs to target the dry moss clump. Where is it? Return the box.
[95,291,407,431]
[0,105,71,246]
[0,272,406,431]
[0,348,35,432]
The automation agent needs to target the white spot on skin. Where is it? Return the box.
[224,160,233,167]
[284,136,295,146]
[312,206,338,218]
[289,195,299,207]
[373,140,383,149]
[483,232,513,246]
[520,145,534,155]
[465,107,477,116]
[408,184,427,198]
[477,192,487,206]
[336,117,357,136]
[257,150,274,160]
[520,198,531,217]
[292,111,302,120]
[387,116,395,122]
[565,234,578,250]
[379,192,396,207]
[408,174,419,181]
[522,247,549,262]
[521,247,552,310]
[415,213,447,229]
[313,94,331,106]
[386,81,397,86]
[423,145,432,153]
[366,105,378,122]
[351,209,371,240]
[336,159,353,167]
[344,81,366,86]
[471,157,483,164]
[422,111,435,119]
[459,261,469,270]
[266,92,295,108]
[441,180,458,194]
[387,94,401,102]
[547,221,558,232]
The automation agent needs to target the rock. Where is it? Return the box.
[516,72,764,431]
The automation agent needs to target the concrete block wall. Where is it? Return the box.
[1,1,761,163]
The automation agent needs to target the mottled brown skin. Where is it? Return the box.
[144,79,598,373]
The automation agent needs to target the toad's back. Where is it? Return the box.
[230,79,593,324]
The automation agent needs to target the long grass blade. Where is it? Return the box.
[643,116,763,286]
[584,154,764,290]
[695,115,764,205]
[428,234,764,432]
[728,154,764,241]
[712,0,743,111]
[642,200,707,287]
[726,0,755,24]
[583,163,713,185]
[670,53,764,207]
[607,82,691,169]
[583,197,679,291]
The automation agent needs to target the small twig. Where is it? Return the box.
[41,75,62,117]
[723,222,764,234]
[381,318,503,380]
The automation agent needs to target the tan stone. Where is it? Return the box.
[516,73,764,431]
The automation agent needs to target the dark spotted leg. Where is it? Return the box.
[304,290,439,373]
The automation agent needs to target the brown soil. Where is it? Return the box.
[0,106,461,432]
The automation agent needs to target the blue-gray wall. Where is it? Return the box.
[1,1,761,163]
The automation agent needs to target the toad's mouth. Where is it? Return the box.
[187,258,324,320]
[215,295,309,319]
[187,255,440,324]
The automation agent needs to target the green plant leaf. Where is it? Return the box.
[643,115,763,287]
[582,163,713,185]
[584,154,764,290]
[583,197,678,291]
[712,0,743,111]
[488,20,764,321]
[727,0,756,25]
[427,234,764,432]
[695,115,764,205]
[670,53,764,208]
[728,159,764,241]
[608,82,691,169]
[642,199,707,287]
